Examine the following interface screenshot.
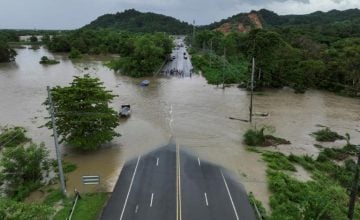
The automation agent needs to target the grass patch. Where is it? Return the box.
[267,169,354,219]
[54,193,109,220]
[43,190,66,206]
[191,52,248,85]
[63,161,77,173]
[262,151,296,171]
[257,145,360,219]
[51,160,77,174]
[288,154,316,171]
[311,127,344,142]
[245,146,262,153]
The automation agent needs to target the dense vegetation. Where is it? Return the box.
[106,33,173,77]
[83,9,192,34]
[0,128,51,201]
[0,41,16,62]
[0,127,54,218]
[248,136,360,219]
[192,9,360,97]
[0,199,53,219]
[45,75,120,150]
[46,29,173,76]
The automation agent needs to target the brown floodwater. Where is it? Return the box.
[1,46,359,209]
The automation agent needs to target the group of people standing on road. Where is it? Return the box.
[164,68,185,77]
[161,68,194,78]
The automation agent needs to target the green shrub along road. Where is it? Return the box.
[245,128,360,219]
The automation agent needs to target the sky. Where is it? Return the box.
[0,0,359,29]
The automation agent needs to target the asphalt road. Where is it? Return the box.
[162,37,193,77]
[101,143,256,220]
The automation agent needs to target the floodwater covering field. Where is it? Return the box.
[0,46,359,209]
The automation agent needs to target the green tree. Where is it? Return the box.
[45,75,120,150]
[0,143,51,200]
[30,35,38,42]
[69,48,82,59]
[112,34,170,77]
[0,41,16,62]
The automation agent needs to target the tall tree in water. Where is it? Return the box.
[45,75,120,150]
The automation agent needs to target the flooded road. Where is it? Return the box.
[0,46,359,209]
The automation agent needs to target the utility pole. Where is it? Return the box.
[209,39,213,69]
[249,57,255,123]
[192,20,196,47]
[47,86,67,195]
[222,48,226,90]
[348,146,360,220]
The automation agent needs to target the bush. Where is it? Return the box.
[244,127,290,147]
[0,127,29,148]
[244,128,265,146]
[0,143,51,200]
[311,127,344,142]
[39,56,59,65]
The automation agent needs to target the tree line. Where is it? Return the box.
[47,29,174,77]
[190,28,360,97]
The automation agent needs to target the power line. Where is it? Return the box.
[0,132,24,148]
[0,130,23,146]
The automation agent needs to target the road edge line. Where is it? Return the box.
[119,155,141,220]
[221,170,240,220]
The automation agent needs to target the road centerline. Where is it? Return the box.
[156,157,159,166]
[221,170,240,220]
[197,157,201,166]
[150,193,154,207]
[119,155,141,220]
[176,143,182,220]
[204,193,209,207]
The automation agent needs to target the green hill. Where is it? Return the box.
[83,9,192,34]
[258,8,360,27]
[202,8,360,41]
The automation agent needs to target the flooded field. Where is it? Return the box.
[1,47,359,209]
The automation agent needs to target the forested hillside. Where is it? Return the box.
[83,9,192,34]
[191,8,360,97]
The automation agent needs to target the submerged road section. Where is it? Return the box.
[101,144,256,220]
[161,37,193,78]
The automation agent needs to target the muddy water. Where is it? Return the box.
[1,47,359,209]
